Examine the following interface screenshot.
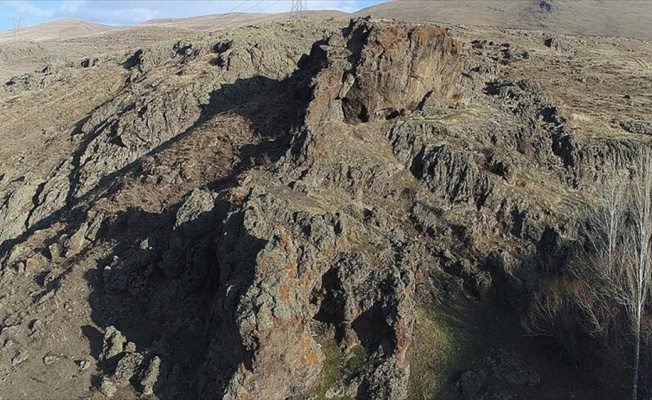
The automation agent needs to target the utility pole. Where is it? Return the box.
[291,0,308,18]
[12,17,23,43]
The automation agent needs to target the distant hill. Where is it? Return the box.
[4,1,651,45]
[358,0,652,41]
[0,11,348,45]
[139,10,348,31]
[0,19,115,44]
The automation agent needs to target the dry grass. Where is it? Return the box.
[359,0,652,41]
[0,19,115,44]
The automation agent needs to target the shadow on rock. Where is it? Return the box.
[83,193,227,399]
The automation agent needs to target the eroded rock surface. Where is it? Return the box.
[0,14,651,400]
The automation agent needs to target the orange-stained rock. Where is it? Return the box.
[304,17,464,126]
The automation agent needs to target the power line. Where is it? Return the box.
[224,0,295,17]
[225,0,250,14]
[257,0,282,14]
[241,0,267,14]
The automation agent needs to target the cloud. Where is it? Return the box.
[3,0,55,20]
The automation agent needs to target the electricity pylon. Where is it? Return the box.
[291,0,308,17]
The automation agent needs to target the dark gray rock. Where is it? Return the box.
[620,120,652,136]
[174,189,215,229]
[457,370,485,400]
[486,349,540,386]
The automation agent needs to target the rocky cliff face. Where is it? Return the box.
[304,19,463,125]
[1,15,651,400]
[194,20,466,399]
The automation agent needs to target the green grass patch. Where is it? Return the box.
[315,339,370,400]
[407,305,475,400]
[316,338,344,400]
[344,344,369,376]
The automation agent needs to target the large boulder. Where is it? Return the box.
[304,18,464,125]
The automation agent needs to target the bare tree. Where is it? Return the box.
[626,151,652,400]
[523,279,584,362]
[575,166,629,341]
[574,150,652,400]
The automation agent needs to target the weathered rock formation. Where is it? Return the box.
[1,14,651,400]
[304,19,463,125]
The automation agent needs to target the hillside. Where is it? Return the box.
[3,0,651,83]
[0,11,344,85]
[0,19,115,44]
[1,6,652,400]
[360,0,652,41]
[139,10,347,31]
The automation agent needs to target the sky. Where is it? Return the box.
[0,0,387,32]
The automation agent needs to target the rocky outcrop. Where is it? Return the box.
[0,17,558,399]
[200,187,333,399]
[2,15,651,400]
[193,181,417,399]
[388,120,494,205]
[456,348,540,400]
[0,178,38,243]
[303,18,463,126]
[189,20,470,398]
